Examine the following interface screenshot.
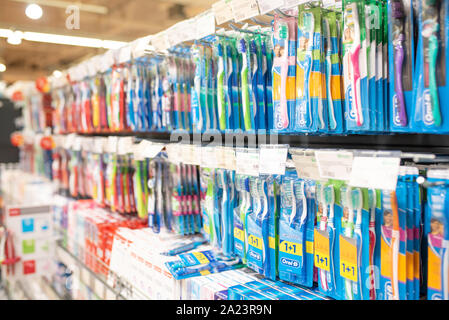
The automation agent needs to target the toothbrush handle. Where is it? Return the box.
[394,39,407,126]
[390,191,400,300]
[326,57,337,130]
[429,35,441,127]
[350,46,363,126]
[368,223,376,300]
[280,56,289,129]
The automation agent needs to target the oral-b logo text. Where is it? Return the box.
[249,250,261,261]
[280,257,300,268]
[346,87,355,120]
[423,89,434,126]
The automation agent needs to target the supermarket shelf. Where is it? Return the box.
[76,131,449,154]
[55,240,151,300]
[55,241,127,300]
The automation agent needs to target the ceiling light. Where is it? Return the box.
[0,63,6,72]
[0,29,126,49]
[25,4,43,20]
[53,70,62,78]
[7,30,23,45]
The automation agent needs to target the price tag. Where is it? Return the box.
[236,149,259,176]
[258,144,288,175]
[349,156,400,191]
[137,140,165,159]
[231,0,260,22]
[339,235,358,282]
[107,136,119,154]
[279,240,302,256]
[212,0,234,25]
[201,147,218,168]
[315,150,353,181]
[282,0,309,8]
[291,153,321,180]
[152,32,168,52]
[73,137,82,151]
[195,10,216,40]
[166,144,180,163]
[257,0,285,14]
[117,137,134,155]
[314,229,330,271]
[223,147,237,171]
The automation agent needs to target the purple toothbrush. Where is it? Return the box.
[392,1,407,127]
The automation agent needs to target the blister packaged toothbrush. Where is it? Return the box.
[234,174,252,264]
[278,172,315,287]
[388,0,415,132]
[343,0,370,132]
[246,177,265,274]
[238,36,256,133]
[296,6,323,133]
[267,175,280,281]
[323,10,345,135]
[412,0,449,133]
[272,14,297,133]
[425,169,449,300]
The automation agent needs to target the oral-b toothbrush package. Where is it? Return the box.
[343,0,371,132]
[246,177,272,277]
[412,0,449,133]
[267,175,279,281]
[234,174,251,263]
[323,11,345,135]
[296,6,325,133]
[165,250,242,280]
[387,0,415,132]
[272,14,297,133]
[338,185,370,300]
[425,169,449,300]
[278,171,315,287]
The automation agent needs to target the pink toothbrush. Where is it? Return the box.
[348,3,363,127]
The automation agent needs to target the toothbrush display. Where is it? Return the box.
[390,190,400,300]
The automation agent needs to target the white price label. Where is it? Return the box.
[73,137,82,151]
[189,145,202,166]
[201,147,218,168]
[107,136,119,154]
[152,32,168,51]
[117,137,134,155]
[257,0,285,14]
[231,0,260,22]
[166,144,181,163]
[236,149,259,176]
[292,154,321,180]
[213,0,234,25]
[223,147,237,171]
[137,140,165,159]
[349,157,401,191]
[282,0,309,8]
[315,150,353,181]
[258,144,288,175]
[196,10,216,40]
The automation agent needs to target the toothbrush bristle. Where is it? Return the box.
[238,39,247,53]
[261,41,266,55]
[391,1,405,18]
[217,43,223,57]
[250,40,257,54]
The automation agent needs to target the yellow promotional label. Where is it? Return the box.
[339,235,358,282]
[380,234,392,278]
[414,252,420,280]
[406,252,414,281]
[199,270,211,276]
[234,227,244,242]
[268,236,276,249]
[248,234,263,250]
[427,246,441,290]
[279,240,303,256]
[306,241,314,254]
[192,252,210,265]
[399,252,406,283]
[331,75,343,100]
[273,73,296,101]
[314,230,330,271]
